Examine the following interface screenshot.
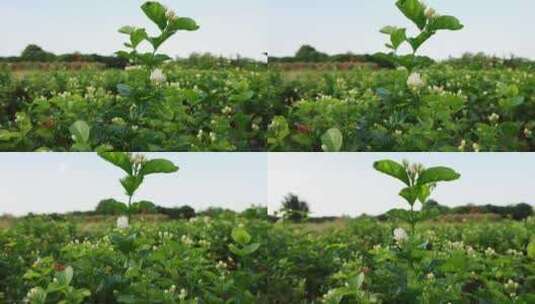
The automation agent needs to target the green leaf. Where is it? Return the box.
[417,167,460,185]
[391,28,407,50]
[428,15,464,31]
[399,186,418,205]
[141,1,168,31]
[168,17,199,32]
[55,266,73,286]
[228,244,243,256]
[321,128,343,152]
[417,185,431,203]
[120,175,144,196]
[528,241,535,259]
[231,227,251,245]
[130,28,148,48]
[240,243,260,255]
[119,26,136,35]
[98,152,132,175]
[387,209,412,222]
[69,120,90,143]
[396,0,427,30]
[407,30,433,53]
[373,160,411,186]
[0,130,20,141]
[141,159,178,176]
[380,26,397,35]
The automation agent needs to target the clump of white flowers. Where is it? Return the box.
[458,139,466,151]
[393,227,408,243]
[165,8,177,21]
[425,7,437,19]
[221,106,233,115]
[407,72,425,90]
[117,216,129,229]
[472,143,481,152]
[150,69,167,85]
[488,113,500,123]
[524,128,532,137]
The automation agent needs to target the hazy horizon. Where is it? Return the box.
[0,153,268,217]
[1,1,534,61]
[1,153,534,217]
[268,153,535,217]
[268,0,535,59]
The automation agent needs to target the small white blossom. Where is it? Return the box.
[407,72,425,90]
[166,9,177,20]
[393,227,408,243]
[117,216,129,229]
[425,7,437,19]
[150,69,167,84]
[458,140,466,151]
[221,106,233,115]
[488,113,500,123]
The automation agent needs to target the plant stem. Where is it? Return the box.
[128,195,133,223]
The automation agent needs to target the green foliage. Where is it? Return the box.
[378,0,463,71]
[20,45,56,62]
[279,193,310,222]
[95,199,128,215]
[117,1,199,70]
[98,152,178,221]
[374,159,460,233]
[0,64,534,151]
[1,215,534,303]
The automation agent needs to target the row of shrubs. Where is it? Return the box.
[0,44,266,70]
[268,45,535,70]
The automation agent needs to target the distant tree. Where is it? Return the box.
[295,45,328,62]
[95,199,128,215]
[242,205,268,220]
[511,203,533,221]
[20,44,56,62]
[422,199,450,214]
[156,205,196,220]
[280,193,310,222]
[131,200,157,214]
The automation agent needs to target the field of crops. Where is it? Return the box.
[1,63,534,152]
[1,215,534,303]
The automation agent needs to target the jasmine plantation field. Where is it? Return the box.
[1,0,535,152]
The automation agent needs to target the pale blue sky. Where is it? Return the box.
[268,0,535,59]
[1,0,268,60]
[1,153,534,217]
[0,153,268,216]
[268,153,535,216]
[2,1,534,60]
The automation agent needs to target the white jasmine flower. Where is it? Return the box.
[166,9,177,21]
[407,72,425,90]
[393,227,408,242]
[524,128,532,137]
[209,132,217,142]
[488,113,500,123]
[221,106,232,115]
[425,7,437,19]
[458,140,466,151]
[117,216,129,229]
[473,143,481,152]
[150,69,167,84]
